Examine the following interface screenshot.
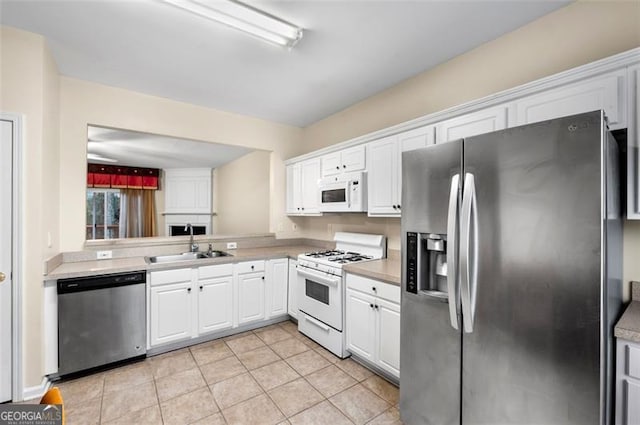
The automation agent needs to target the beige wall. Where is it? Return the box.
[302,1,640,152]
[296,1,640,301]
[216,151,271,235]
[0,27,60,388]
[59,77,304,252]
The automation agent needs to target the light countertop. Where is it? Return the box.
[615,281,640,343]
[343,251,401,286]
[46,245,318,280]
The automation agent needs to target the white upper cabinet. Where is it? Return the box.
[286,158,322,216]
[164,168,212,214]
[436,105,508,144]
[629,65,640,219]
[367,135,400,216]
[399,125,435,152]
[301,159,321,214]
[367,125,435,217]
[514,70,627,130]
[321,145,366,177]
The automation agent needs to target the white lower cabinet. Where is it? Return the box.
[150,280,193,346]
[376,298,401,377]
[235,260,266,326]
[616,338,640,425]
[345,273,401,379]
[198,275,233,334]
[287,259,298,318]
[346,289,376,362]
[266,258,289,318]
[237,272,265,325]
[150,264,233,347]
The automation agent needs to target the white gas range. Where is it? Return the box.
[297,232,386,358]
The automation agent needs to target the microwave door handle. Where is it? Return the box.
[297,267,340,287]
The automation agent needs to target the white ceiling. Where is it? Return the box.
[0,0,570,127]
[87,126,253,168]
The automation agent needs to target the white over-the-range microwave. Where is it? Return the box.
[318,171,367,212]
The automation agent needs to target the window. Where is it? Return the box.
[86,189,121,240]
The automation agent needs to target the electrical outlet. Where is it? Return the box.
[97,250,112,260]
[227,242,237,250]
[292,223,298,232]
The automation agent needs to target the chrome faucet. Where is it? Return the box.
[184,223,199,253]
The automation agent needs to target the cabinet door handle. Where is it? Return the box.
[372,286,377,292]
[370,303,374,309]
[343,165,346,168]
[261,276,265,280]
[251,265,254,270]
[199,285,203,291]
[187,287,192,293]
[398,204,401,209]
[375,305,379,310]
[336,166,340,170]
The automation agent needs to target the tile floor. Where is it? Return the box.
[50,320,402,425]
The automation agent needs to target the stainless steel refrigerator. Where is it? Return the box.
[400,111,622,425]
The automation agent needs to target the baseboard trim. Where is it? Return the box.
[22,377,51,401]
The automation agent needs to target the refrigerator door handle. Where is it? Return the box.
[446,173,460,329]
[460,173,478,333]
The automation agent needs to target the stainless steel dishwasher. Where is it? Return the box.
[57,271,146,376]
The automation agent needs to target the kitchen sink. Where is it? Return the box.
[145,250,232,264]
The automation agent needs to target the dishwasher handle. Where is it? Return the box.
[57,271,146,294]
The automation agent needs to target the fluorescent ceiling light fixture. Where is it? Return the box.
[87,153,118,163]
[162,0,303,48]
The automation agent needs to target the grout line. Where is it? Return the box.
[152,378,165,425]
[98,374,105,424]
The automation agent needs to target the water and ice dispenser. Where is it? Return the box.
[406,232,448,297]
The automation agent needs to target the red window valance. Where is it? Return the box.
[88,164,159,190]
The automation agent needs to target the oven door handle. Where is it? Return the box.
[297,267,340,287]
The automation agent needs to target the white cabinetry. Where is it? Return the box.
[266,258,288,318]
[150,268,194,346]
[321,145,366,177]
[235,261,266,326]
[628,65,640,219]
[164,168,212,214]
[514,70,627,129]
[150,264,233,347]
[288,259,298,319]
[286,159,322,216]
[616,338,640,425]
[345,289,376,362]
[367,125,435,217]
[436,105,508,144]
[367,136,399,216]
[197,264,233,334]
[345,273,401,379]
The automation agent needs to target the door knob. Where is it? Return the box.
[0,272,5,282]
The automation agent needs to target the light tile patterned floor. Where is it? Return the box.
[51,320,402,425]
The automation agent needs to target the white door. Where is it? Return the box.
[287,260,298,318]
[198,276,233,334]
[266,259,288,318]
[237,272,265,325]
[345,289,376,362]
[321,152,341,177]
[398,125,435,152]
[301,159,321,214]
[367,136,400,216]
[0,119,13,402]
[376,298,401,378]
[291,163,303,213]
[341,145,366,172]
[436,105,508,144]
[150,281,193,346]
